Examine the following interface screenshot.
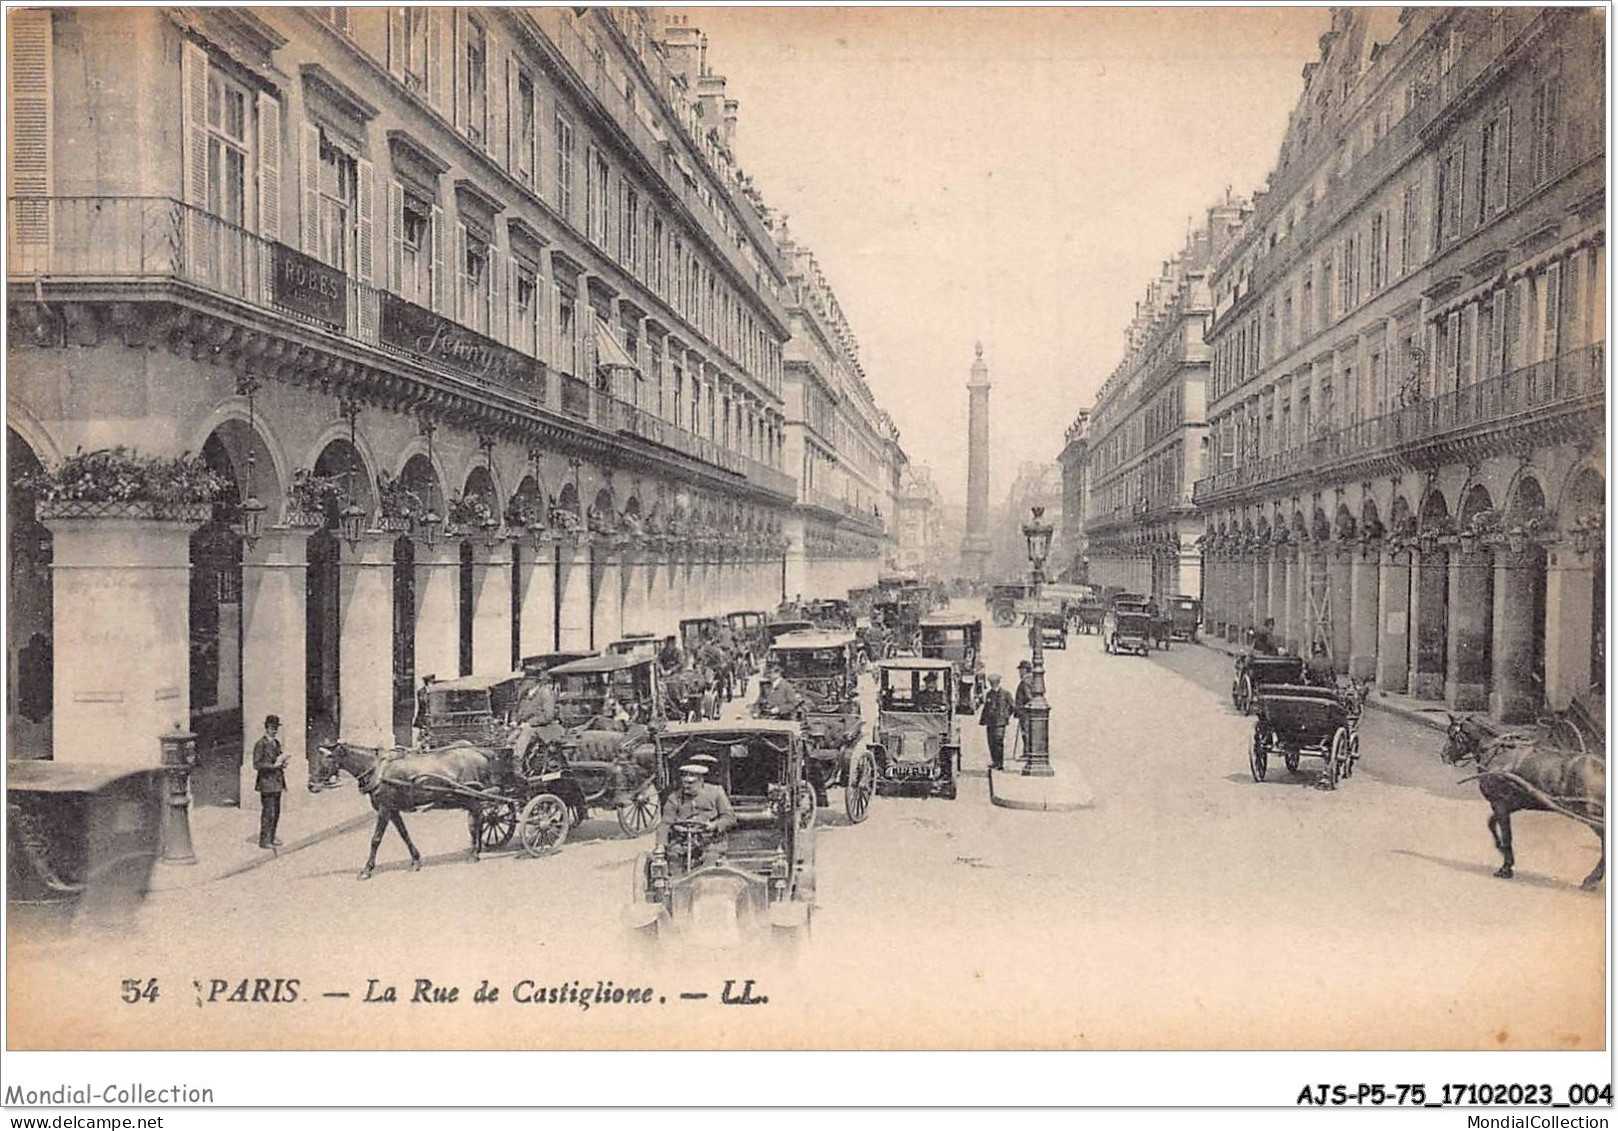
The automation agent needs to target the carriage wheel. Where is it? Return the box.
[479,801,518,850]
[1324,729,1347,789]
[616,783,659,837]
[844,751,877,824]
[1345,731,1360,778]
[519,793,571,855]
[1239,674,1255,715]
[1283,748,1301,774]
[1249,725,1269,782]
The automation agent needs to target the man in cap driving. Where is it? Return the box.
[655,753,736,851]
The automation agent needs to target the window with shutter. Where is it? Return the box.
[555,114,576,221]
[487,243,504,343]
[514,69,536,189]
[463,14,487,145]
[1541,263,1561,362]
[429,203,446,313]
[8,9,52,255]
[257,92,281,242]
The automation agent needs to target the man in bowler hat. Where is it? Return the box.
[978,674,1016,771]
[253,714,290,849]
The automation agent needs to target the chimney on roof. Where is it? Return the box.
[723,98,739,148]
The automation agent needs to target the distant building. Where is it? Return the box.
[895,465,944,577]
[992,461,1062,580]
[1065,199,1246,600]
[1055,411,1090,582]
[1195,8,1604,720]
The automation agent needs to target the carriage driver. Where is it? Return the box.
[654,756,736,854]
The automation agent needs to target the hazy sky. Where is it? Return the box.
[687,6,1333,509]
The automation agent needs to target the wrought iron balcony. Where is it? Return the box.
[1192,344,1605,506]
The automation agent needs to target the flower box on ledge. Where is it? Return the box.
[37,499,212,523]
[375,515,413,534]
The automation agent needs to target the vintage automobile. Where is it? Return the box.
[871,598,923,655]
[605,632,667,662]
[1104,610,1153,656]
[919,613,987,713]
[626,720,816,947]
[1073,599,1107,635]
[7,758,167,934]
[420,671,531,749]
[847,585,880,621]
[869,658,960,800]
[679,617,723,657]
[549,654,667,730]
[761,632,872,821]
[1165,595,1203,642]
[520,651,598,678]
[763,618,815,653]
[803,598,856,631]
[988,582,1031,627]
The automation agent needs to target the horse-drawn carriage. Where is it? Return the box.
[762,632,874,823]
[7,759,167,933]
[1248,682,1364,788]
[605,633,670,664]
[802,598,856,631]
[626,720,816,947]
[988,583,1031,628]
[725,610,770,668]
[871,598,923,656]
[1073,599,1107,635]
[869,658,960,801]
[918,612,987,713]
[1016,598,1069,650]
[1230,652,1308,714]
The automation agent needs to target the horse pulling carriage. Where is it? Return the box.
[318,661,668,879]
[626,720,817,949]
[1248,683,1365,788]
[760,632,875,823]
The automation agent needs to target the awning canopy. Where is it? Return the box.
[593,317,641,377]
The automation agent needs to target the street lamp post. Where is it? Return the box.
[1021,506,1054,777]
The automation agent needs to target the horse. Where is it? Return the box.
[315,742,505,880]
[1441,715,1606,891]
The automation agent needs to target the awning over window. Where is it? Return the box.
[593,317,641,376]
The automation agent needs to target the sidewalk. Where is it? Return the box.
[151,780,375,891]
[1195,636,1450,734]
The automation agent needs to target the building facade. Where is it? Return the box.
[6,7,904,790]
[894,464,944,577]
[775,229,901,599]
[1055,410,1089,582]
[1075,202,1243,599]
[1194,7,1604,720]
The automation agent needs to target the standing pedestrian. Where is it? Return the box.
[253,714,290,849]
[978,674,1015,771]
[1013,660,1034,753]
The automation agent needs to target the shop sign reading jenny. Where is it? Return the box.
[380,293,541,384]
[272,243,347,327]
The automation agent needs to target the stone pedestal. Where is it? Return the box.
[1490,547,1541,722]
[414,544,461,685]
[1410,549,1449,701]
[1445,547,1492,710]
[1544,546,1597,711]
[556,542,591,650]
[338,536,396,748]
[1375,549,1411,693]
[241,528,309,776]
[471,544,514,672]
[1347,547,1380,682]
[44,513,200,766]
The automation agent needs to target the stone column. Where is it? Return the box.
[1410,548,1449,700]
[1375,548,1411,693]
[556,540,591,650]
[471,539,514,672]
[1490,546,1540,722]
[1347,544,1380,682]
[1265,548,1283,634]
[241,528,309,776]
[1283,547,1306,655]
[518,542,557,655]
[1328,546,1353,674]
[620,549,647,633]
[1544,545,1597,712]
[338,536,396,747]
[592,543,623,646]
[44,512,201,766]
[1177,542,1201,603]
[1444,546,1492,710]
[414,543,461,685]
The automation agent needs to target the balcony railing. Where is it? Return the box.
[1192,344,1605,504]
[9,195,791,495]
